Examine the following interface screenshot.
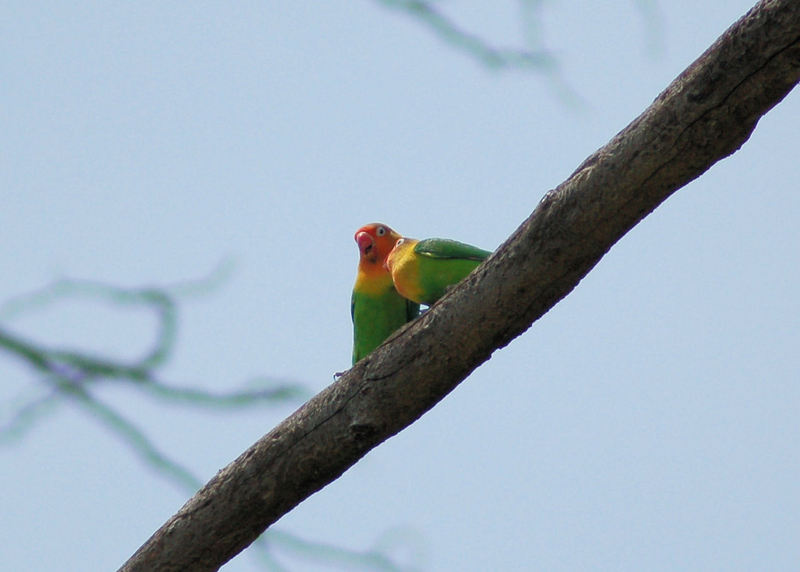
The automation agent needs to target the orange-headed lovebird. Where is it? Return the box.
[385,237,491,306]
[351,223,420,364]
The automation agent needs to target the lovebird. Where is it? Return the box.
[351,223,420,364]
[385,237,491,306]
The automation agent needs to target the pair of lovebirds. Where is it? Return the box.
[351,223,492,364]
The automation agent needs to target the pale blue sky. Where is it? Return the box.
[2,2,798,571]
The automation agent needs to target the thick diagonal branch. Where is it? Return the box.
[120,1,800,570]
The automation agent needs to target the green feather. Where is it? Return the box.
[409,238,490,305]
[351,287,419,365]
[414,238,491,261]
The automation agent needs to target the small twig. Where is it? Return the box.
[138,379,308,408]
[378,0,556,70]
[256,529,407,572]
[0,389,61,443]
[62,378,202,491]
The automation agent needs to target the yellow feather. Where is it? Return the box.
[386,239,424,304]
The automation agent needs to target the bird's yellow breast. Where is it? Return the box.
[354,266,394,297]
[387,242,424,304]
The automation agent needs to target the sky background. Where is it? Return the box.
[2,1,798,571]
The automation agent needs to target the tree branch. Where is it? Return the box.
[120,1,800,570]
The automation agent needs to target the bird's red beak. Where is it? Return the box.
[355,231,374,256]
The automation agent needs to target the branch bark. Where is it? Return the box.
[120,1,800,570]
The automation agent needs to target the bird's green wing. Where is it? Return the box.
[414,238,491,261]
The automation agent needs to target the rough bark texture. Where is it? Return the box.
[120,1,800,570]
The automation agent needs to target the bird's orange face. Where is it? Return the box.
[354,223,402,269]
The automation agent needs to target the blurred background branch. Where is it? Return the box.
[0,268,415,571]
[376,0,664,105]
[0,264,305,445]
[377,0,557,70]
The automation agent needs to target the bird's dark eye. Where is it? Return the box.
[396,238,404,246]
[376,226,386,236]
